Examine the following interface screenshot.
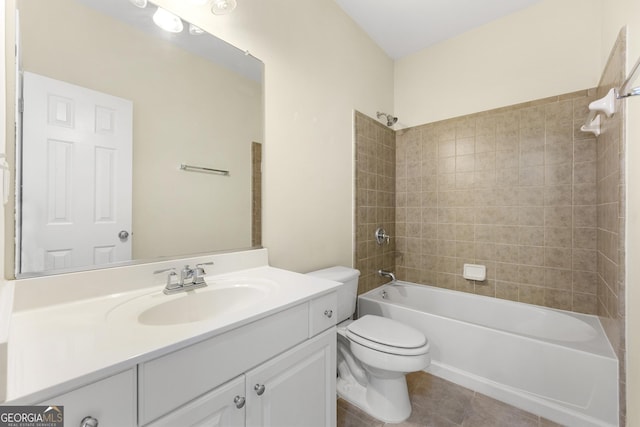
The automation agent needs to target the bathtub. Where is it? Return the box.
[357,282,618,427]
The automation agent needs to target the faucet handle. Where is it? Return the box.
[195,261,214,274]
[153,267,178,288]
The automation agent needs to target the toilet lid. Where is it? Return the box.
[346,315,427,352]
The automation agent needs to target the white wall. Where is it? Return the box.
[394,0,603,126]
[601,1,640,425]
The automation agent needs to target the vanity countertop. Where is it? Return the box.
[4,265,339,404]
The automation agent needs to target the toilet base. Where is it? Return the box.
[337,372,412,423]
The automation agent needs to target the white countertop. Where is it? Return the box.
[5,265,339,403]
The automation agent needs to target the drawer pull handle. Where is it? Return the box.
[234,395,246,409]
[80,416,99,427]
[324,309,333,318]
[254,384,266,396]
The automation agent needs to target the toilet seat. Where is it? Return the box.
[346,315,429,356]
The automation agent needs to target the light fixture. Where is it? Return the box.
[187,0,209,4]
[211,0,237,15]
[189,24,205,35]
[153,7,184,33]
[128,0,147,8]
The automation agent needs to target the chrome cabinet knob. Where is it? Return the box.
[324,309,333,318]
[80,416,99,427]
[118,230,129,240]
[234,395,246,408]
[254,384,266,396]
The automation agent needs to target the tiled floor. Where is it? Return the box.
[337,372,566,427]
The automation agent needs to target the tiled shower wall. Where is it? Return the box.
[595,29,626,426]
[355,90,608,316]
[354,112,396,294]
[394,91,600,314]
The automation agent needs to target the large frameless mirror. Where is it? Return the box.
[14,0,264,277]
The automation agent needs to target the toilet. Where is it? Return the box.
[307,266,430,423]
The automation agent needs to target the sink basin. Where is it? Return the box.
[107,278,277,326]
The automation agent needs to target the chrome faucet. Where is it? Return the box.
[378,269,396,282]
[154,262,214,295]
[179,264,195,286]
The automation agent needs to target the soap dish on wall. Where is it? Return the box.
[463,264,486,282]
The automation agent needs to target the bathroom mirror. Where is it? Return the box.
[13,0,263,277]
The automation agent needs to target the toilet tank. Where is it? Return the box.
[306,266,360,323]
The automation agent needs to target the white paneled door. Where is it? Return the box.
[21,72,133,274]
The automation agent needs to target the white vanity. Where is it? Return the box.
[2,249,339,427]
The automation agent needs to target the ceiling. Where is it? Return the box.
[333,0,542,59]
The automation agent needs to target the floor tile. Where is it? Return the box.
[337,397,384,427]
[406,372,473,425]
[336,371,569,427]
[461,393,539,427]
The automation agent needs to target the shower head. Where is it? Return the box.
[376,111,398,127]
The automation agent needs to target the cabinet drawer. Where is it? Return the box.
[139,303,309,425]
[38,369,136,427]
[309,292,337,337]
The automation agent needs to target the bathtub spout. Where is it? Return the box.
[378,269,396,282]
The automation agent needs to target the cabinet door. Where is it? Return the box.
[146,376,245,427]
[37,369,136,427]
[245,328,336,427]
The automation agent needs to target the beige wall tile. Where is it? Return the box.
[519,285,545,305]
[358,89,605,319]
[545,227,572,248]
[544,268,573,290]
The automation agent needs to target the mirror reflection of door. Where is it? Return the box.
[20,72,133,274]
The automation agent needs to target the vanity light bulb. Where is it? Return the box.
[153,7,184,33]
[129,0,147,8]
[211,0,237,15]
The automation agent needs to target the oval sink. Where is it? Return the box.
[107,278,278,326]
[139,285,269,325]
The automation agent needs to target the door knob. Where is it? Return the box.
[254,384,266,396]
[118,230,129,240]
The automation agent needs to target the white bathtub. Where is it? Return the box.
[357,282,618,427]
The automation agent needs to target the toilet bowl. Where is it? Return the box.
[306,267,430,423]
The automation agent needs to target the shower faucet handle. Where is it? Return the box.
[374,227,391,245]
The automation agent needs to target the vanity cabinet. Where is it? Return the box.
[37,368,137,427]
[24,290,337,427]
[147,328,336,427]
[138,303,311,424]
[140,293,338,426]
